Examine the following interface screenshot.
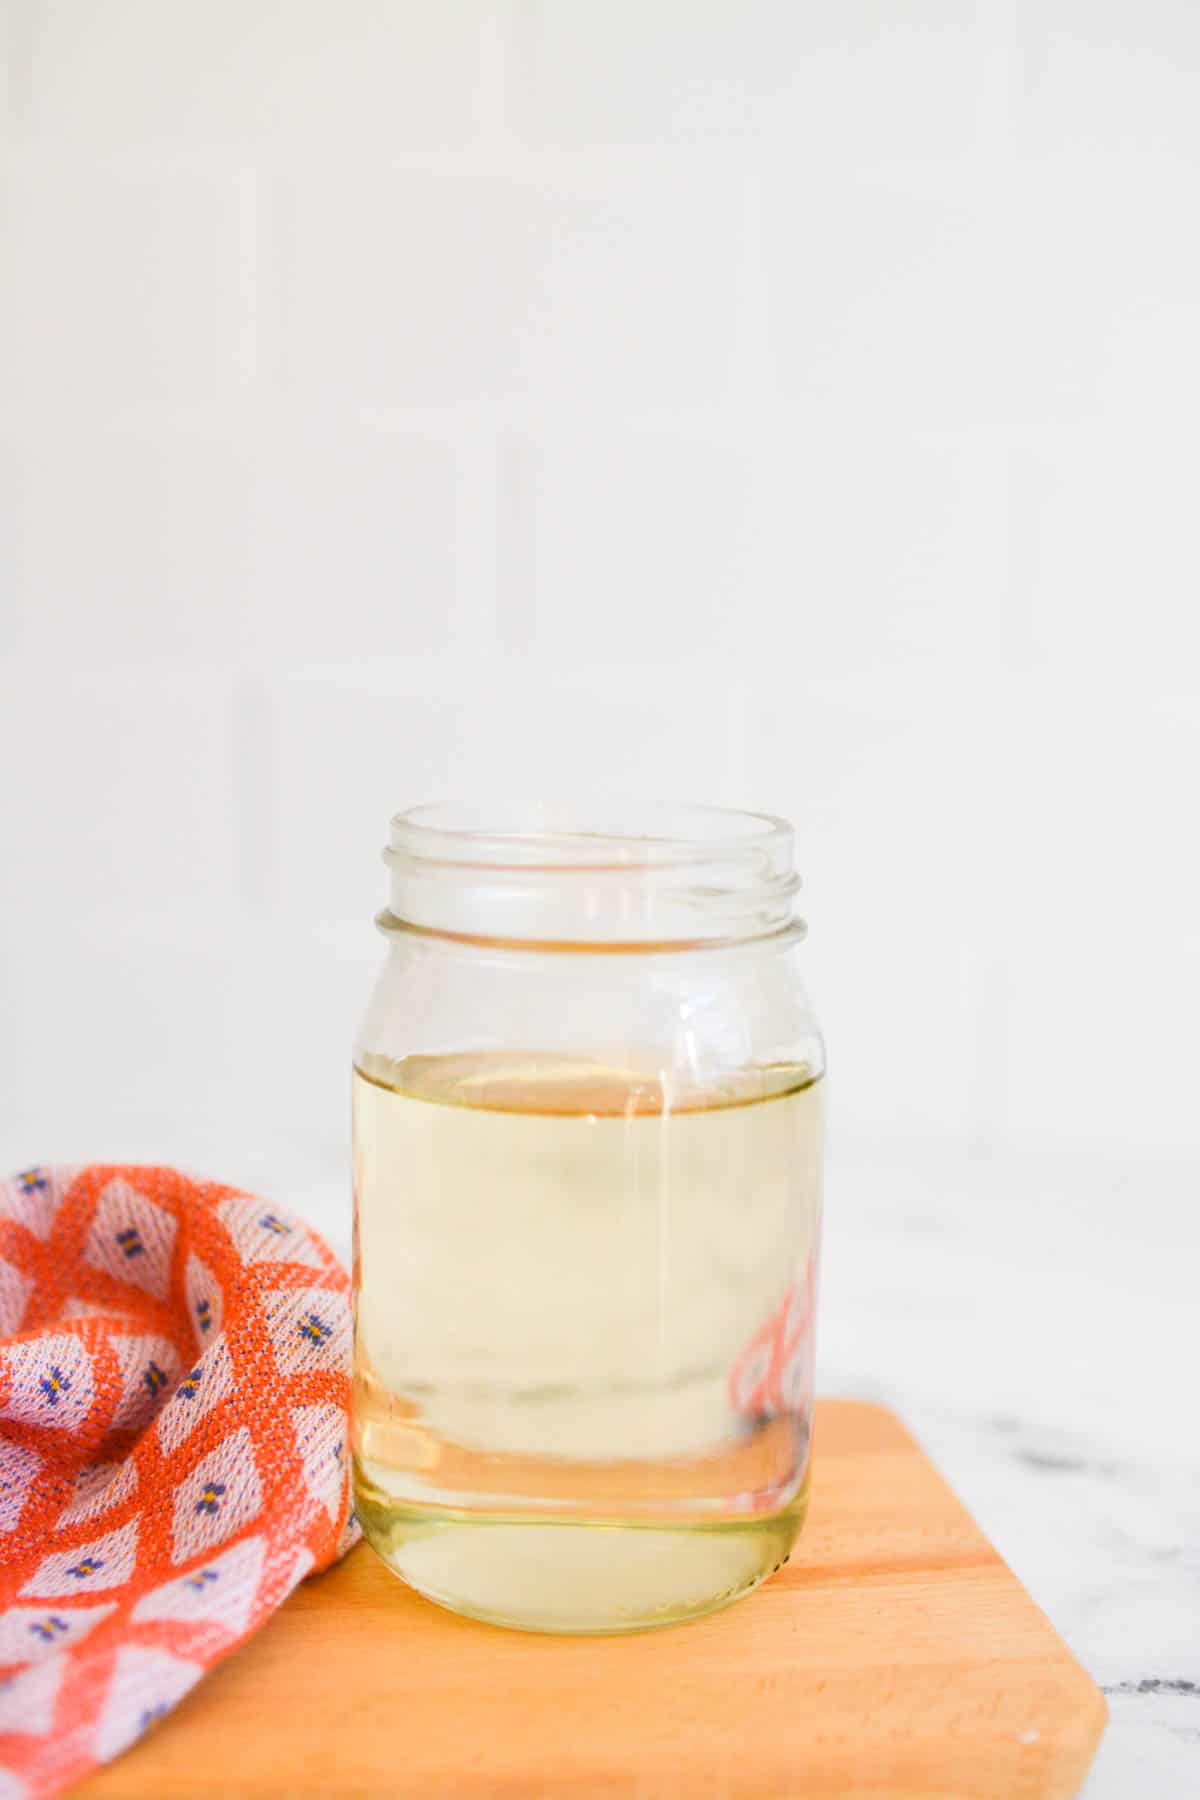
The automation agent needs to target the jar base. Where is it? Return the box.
[355,1481,808,1635]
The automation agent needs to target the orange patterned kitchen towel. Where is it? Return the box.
[0,1164,357,1799]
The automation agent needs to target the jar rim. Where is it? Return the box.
[382,801,801,946]
[387,800,792,873]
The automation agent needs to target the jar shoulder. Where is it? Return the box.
[355,934,824,1088]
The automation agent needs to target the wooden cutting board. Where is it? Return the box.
[84,1401,1105,1798]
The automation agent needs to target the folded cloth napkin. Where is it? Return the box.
[0,1164,357,1799]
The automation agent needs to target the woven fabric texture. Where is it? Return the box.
[0,1164,356,1798]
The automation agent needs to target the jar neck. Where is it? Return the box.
[380,803,804,949]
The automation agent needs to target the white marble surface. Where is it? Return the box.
[819,1137,1197,1797]
[2,1112,1194,1794]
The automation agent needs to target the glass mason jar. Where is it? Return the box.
[351,803,825,1634]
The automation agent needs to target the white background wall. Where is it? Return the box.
[2,2,1199,1229]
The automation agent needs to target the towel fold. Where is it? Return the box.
[0,1164,356,1799]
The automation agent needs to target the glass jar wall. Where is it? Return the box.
[352,803,825,1633]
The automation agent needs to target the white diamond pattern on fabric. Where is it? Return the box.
[1,1333,94,1434]
[0,1602,118,1666]
[289,1546,316,1586]
[216,1196,326,1271]
[0,1440,41,1535]
[170,1427,262,1565]
[133,1534,265,1636]
[261,1287,351,1377]
[0,1656,65,1737]
[91,1647,203,1764]
[290,1403,348,1525]
[57,1460,139,1529]
[156,1338,235,1455]
[59,1298,130,1322]
[183,1251,224,1347]
[0,1166,72,1243]
[109,1333,181,1433]
[82,1178,177,1302]
[0,1259,34,1335]
[20,1518,139,1599]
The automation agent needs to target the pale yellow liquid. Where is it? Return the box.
[352,1052,824,1633]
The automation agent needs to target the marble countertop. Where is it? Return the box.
[3,1114,1193,1795]
[818,1138,1197,1797]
